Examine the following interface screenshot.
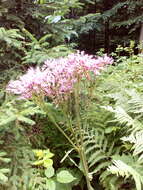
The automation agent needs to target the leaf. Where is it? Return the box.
[0,152,7,157]
[43,159,53,168]
[52,16,61,23]
[33,150,44,159]
[55,182,72,190]
[0,169,10,174]
[39,34,52,43]
[57,170,76,184]
[17,115,35,125]
[108,158,143,190]
[32,160,44,166]
[46,179,56,190]
[0,173,8,182]
[1,158,11,163]
[0,115,16,126]
[43,150,54,159]
[45,166,55,178]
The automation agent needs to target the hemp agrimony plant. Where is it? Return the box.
[7,51,113,190]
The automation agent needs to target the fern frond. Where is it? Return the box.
[128,90,143,114]
[103,104,143,132]
[100,170,119,190]
[108,156,143,190]
[122,131,143,161]
[83,129,114,175]
[112,106,134,127]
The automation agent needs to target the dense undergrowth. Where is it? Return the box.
[0,44,143,190]
[0,1,143,190]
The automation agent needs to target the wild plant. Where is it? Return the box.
[6,51,113,190]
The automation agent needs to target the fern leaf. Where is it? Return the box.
[91,161,111,175]
[83,129,114,178]
[108,157,143,190]
[122,131,143,161]
[114,106,134,126]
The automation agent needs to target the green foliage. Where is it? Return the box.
[33,149,54,168]
[0,0,81,88]
[0,0,143,189]
[0,27,24,87]
[0,99,44,127]
[56,170,76,184]
[108,155,143,190]
[0,27,24,48]
[122,131,143,161]
[74,0,143,53]
[31,149,80,190]
[95,54,143,189]
[7,52,141,190]
[83,128,114,175]
[22,28,73,64]
[0,151,10,184]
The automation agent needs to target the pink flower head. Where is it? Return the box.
[7,51,113,102]
[7,67,53,99]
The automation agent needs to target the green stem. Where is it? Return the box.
[74,79,94,190]
[34,97,78,151]
[74,79,83,141]
[48,113,78,151]
[62,104,80,148]
[79,147,94,190]
[34,92,94,190]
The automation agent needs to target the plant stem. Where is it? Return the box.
[74,79,94,190]
[62,108,80,148]
[34,97,78,151]
[48,112,78,151]
[79,147,94,190]
[34,92,94,190]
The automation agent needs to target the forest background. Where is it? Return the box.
[0,0,143,190]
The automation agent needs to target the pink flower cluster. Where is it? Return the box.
[7,51,113,102]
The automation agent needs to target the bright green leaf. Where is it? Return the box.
[0,173,8,183]
[33,160,44,166]
[57,170,76,184]
[46,179,56,190]
[45,166,55,178]
[44,159,53,168]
